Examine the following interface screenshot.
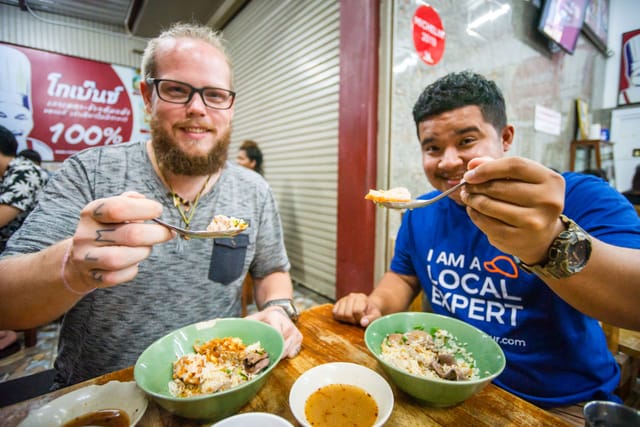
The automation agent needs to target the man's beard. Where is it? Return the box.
[150,117,231,176]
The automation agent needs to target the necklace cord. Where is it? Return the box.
[163,170,213,229]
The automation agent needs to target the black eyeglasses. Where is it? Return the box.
[146,78,236,110]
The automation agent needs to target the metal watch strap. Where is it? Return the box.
[516,214,592,280]
[260,298,299,322]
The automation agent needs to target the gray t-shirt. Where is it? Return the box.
[1,141,290,388]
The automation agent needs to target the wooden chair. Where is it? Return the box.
[601,322,640,402]
[21,328,37,347]
[409,291,424,312]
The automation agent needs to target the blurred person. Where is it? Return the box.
[236,139,264,176]
[0,44,54,161]
[19,148,51,182]
[0,23,301,389]
[1,124,46,360]
[1,125,46,253]
[235,139,265,314]
[333,72,640,414]
[622,165,640,205]
[580,168,608,182]
[17,148,42,165]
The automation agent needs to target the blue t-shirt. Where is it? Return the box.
[391,172,640,408]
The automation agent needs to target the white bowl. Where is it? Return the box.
[18,380,148,427]
[288,362,394,427]
[211,412,294,426]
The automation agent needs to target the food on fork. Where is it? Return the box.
[365,187,412,203]
[206,214,248,232]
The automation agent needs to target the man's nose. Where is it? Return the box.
[440,147,464,168]
[186,91,208,114]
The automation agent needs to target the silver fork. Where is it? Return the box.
[377,181,466,210]
[152,218,245,239]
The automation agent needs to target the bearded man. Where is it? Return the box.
[0,23,302,390]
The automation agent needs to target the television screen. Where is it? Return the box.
[538,0,588,54]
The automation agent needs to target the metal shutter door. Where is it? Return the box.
[224,0,340,298]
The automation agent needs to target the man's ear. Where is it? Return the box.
[501,125,515,152]
[140,79,153,114]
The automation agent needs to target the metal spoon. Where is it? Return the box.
[377,181,466,210]
[152,218,246,239]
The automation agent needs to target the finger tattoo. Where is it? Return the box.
[90,270,104,282]
[92,202,105,218]
[95,228,116,243]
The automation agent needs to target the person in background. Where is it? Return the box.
[333,72,640,418]
[19,148,51,182]
[622,165,640,205]
[1,126,46,252]
[236,139,264,176]
[0,124,46,360]
[0,23,302,389]
[580,168,608,182]
[235,139,266,314]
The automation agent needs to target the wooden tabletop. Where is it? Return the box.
[1,304,569,426]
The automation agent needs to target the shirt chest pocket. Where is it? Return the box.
[208,234,250,285]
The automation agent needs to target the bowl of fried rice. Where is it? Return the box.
[364,312,505,407]
[134,318,284,421]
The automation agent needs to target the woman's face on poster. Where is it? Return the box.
[0,101,34,144]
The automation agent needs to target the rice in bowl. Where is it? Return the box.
[169,337,269,398]
[380,327,479,381]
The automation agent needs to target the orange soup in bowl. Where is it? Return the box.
[304,383,378,427]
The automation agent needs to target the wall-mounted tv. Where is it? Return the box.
[538,0,588,54]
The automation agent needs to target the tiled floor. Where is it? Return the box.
[0,284,333,384]
[0,322,60,383]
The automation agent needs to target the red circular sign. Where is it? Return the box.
[412,4,446,66]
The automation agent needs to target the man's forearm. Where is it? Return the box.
[544,240,640,330]
[0,240,80,329]
[253,271,294,308]
[369,272,419,315]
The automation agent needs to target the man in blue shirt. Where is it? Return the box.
[333,71,640,410]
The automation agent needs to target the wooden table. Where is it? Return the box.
[1,304,569,426]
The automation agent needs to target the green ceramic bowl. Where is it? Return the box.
[134,318,284,421]
[364,312,505,407]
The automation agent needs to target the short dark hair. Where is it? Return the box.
[239,139,264,176]
[412,71,507,138]
[18,148,42,165]
[581,168,608,182]
[0,125,18,156]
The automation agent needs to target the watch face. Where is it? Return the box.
[568,239,589,269]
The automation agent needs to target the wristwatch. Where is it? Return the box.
[261,298,299,322]
[517,215,592,280]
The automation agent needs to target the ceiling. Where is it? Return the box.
[3,0,248,38]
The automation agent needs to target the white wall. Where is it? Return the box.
[0,4,146,68]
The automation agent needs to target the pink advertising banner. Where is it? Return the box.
[0,42,149,162]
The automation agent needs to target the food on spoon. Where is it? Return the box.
[206,214,248,232]
[365,187,412,203]
[168,337,270,397]
[380,327,479,381]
